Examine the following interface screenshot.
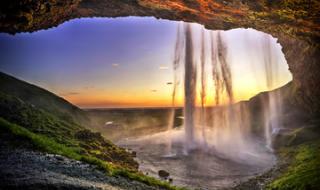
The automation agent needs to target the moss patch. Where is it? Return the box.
[268,141,320,190]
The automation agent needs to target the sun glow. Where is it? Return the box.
[62,26,291,108]
[0,17,291,108]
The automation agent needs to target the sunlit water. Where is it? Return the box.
[118,128,276,189]
[114,22,288,189]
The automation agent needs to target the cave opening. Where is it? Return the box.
[0,16,295,189]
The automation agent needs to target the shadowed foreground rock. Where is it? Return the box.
[0,147,161,190]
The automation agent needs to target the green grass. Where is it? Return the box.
[0,117,186,190]
[268,141,320,190]
[0,91,138,169]
[0,117,82,161]
[112,168,187,190]
[0,71,90,126]
[0,72,187,189]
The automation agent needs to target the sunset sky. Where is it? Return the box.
[0,17,292,108]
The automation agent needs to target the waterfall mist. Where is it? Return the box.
[261,35,283,150]
[118,22,291,189]
[166,23,184,155]
[169,23,289,158]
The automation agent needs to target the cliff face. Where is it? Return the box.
[0,0,319,113]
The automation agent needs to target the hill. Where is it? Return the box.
[0,71,182,190]
[0,71,138,169]
[0,72,89,126]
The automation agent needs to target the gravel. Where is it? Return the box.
[0,146,163,190]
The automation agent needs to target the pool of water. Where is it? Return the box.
[118,129,276,190]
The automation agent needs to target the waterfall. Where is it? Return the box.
[200,28,207,148]
[184,23,197,152]
[262,34,283,150]
[170,23,286,156]
[166,23,184,155]
[216,31,234,103]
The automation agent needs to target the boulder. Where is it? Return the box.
[158,170,170,179]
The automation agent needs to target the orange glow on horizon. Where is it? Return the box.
[62,77,291,108]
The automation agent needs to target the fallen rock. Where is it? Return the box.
[158,170,169,179]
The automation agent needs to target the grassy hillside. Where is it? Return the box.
[0,72,138,169]
[0,118,185,190]
[0,72,89,126]
[0,72,184,190]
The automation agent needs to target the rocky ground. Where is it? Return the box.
[0,145,163,190]
[230,160,286,190]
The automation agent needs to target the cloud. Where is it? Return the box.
[112,63,119,67]
[151,89,157,92]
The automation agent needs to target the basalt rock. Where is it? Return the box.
[0,0,319,113]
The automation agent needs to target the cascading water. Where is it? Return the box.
[119,22,290,189]
[261,34,283,150]
[166,23,184,155]
[200,28,208,148]
[176,23,285,156]
[183,23,197,152]
[207,30,252,158]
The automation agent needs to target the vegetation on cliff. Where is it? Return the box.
[269,140,320,190]
[266,121,320,190]
[0,72,184,190]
